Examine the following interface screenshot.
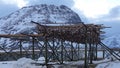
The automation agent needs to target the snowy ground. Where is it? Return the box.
[96,60,120,68]
[0,57,120,68]
[0,57,46,68]
[0,57,84,68]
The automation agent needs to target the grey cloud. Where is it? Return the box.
[98,6,120,20]
[108,6,120,17]
[92,6,120,37]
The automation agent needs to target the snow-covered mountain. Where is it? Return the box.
[0,4,81,34]
[103,34,120,48]
[0,4,81,47]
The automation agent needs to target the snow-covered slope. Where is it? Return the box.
[0,4,81,34]
[103,34,120,48]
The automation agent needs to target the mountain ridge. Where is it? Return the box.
[103,34,120,48]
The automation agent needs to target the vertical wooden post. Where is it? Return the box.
[103,50,105,59]
[84,27,88,68]
[32,37,35,60]
[44,36,48,68]
[61,40,64,64]
[19,40,22,58]
[95,44,98,60]
[77,44,80,60]
[89,43,93,64]
[71,42,73,60]
[52,38,55,50]
[52,37,55,60]
[84,43,88,68]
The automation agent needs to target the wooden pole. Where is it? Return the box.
[103,50,105,59]
[19,40,22,58]
[84,26,88,68]
[89,42,92,64]
[95,44,98,60]
[61,40,64,64]
[71,42,74,60]
[84,42,88,68]
[44,36,48,68]
[32,37,35,60]
[77,44,80,60]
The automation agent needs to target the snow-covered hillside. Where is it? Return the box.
[103,34,120,48]
[0,4,81,34]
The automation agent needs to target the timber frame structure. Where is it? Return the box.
[0,21,120,68]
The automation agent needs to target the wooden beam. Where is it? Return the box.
[0,34,43,37]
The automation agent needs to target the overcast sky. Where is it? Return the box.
[0,0,120,36]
